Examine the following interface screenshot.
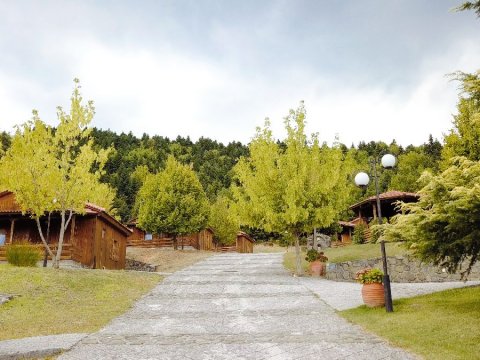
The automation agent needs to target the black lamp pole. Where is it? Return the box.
[370,158,394,312]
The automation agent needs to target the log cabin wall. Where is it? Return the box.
[236,234,254,253]
[94,217,127,270]
[0,217,74,245]
[71,216,96,267]
[198,229,213,250]
[0,192,21,212]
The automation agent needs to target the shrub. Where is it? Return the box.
[369,224,384,243]
[352,222,368,244]
[6,243,42,267]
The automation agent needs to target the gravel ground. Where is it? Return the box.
[126,247,213,273]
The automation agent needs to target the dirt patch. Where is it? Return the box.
[253,244,287,253]
[126,248,214,273]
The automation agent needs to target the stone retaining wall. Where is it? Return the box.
[326,255,480,282]
[125,259,157,272]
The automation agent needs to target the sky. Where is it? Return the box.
[0,0,479,146]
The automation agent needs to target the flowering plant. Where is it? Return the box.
[355,268,383,284]
[305,249,329,262]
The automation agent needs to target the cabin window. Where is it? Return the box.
[102,228,106,239]
[0,230,6,246]
[145,233,153,241]
[110,239,120,261]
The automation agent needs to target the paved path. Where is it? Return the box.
[0,333,87,360]
[60,253,416,359]
[300,277,480,310]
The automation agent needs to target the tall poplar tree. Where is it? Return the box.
[233,102,351,275]
[0,80,114,268]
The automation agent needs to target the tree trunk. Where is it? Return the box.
[54,209,74,269]
[294,234,303,276]
[35,217,55,265]
[173,234,178,250]
[43,212,51,267]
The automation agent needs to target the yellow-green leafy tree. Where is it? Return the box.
[0,79,114,268]
[136,155,209,249]
[209,192,240,246]
[232,102,352,275]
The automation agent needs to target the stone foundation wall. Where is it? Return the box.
[326,255,480,282]
[125,259,157,272]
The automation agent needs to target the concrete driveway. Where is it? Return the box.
[59,253,416,359]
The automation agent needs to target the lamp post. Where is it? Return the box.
[354,154,396,312]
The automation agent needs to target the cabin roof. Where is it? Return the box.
[237,231,255,242]
[338,220,355,228]
[349,191,419,210]
[0,191,131,236]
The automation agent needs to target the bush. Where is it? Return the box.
[6,243,42,267]
[352,222,368,244]
[369,224,384,243]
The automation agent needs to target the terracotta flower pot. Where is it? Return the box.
[361,283,385,307]
[310,261,326,276]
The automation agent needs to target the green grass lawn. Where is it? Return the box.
[283,248,310,274]
[340,286,480,360]
[0,264,161,340]
[283,242,409,274]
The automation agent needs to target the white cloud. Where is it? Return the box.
[0,3,479,149]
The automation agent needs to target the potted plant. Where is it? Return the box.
[305,249,328,276]
[355,268,385,307]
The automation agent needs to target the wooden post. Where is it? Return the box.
[9,218,15,244]
[372,203,377,220]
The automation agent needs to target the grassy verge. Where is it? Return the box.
[283,248,309,274]
[0,264,161,340]
[283,243,409,274]
[340,286,480,360]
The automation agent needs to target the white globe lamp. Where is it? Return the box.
[381,154,396,169]
[354,172,370,187]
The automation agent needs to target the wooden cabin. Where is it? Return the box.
[338,221,355,244]
[0,191,131,269]
[349,191,419,223]
[126,222,214,251]
[236,232,254,253]
[338,191,419,243]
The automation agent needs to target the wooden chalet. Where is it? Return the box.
[338,191,419,244]
[338,221,355,244]
[349,191,419,222]
[126,222,214,251]
[0,191,131,269]
[236,232,254,253]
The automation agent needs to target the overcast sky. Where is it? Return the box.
[0,0,479,146]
